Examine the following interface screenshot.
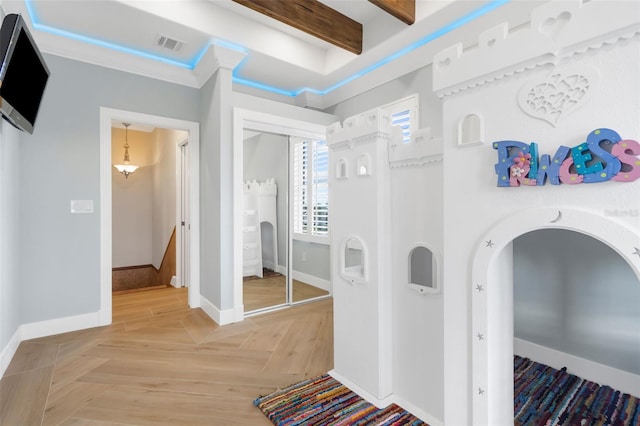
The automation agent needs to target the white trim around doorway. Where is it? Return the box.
[99,107,200,325]
[470,207,640,426]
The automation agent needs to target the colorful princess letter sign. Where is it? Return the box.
[493,128,640,187]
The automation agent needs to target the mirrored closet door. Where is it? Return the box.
[242,130,289,312]
[242,130,331,314]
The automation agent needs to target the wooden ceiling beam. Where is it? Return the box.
[368,0,415,25]
[232,0,363,54]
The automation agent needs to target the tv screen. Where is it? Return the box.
[0,13,50,134]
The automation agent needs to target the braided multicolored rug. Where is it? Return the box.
[256,359,640,426]
[254,374,427,425]
[514,355,640,425]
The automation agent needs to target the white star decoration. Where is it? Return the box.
[485,240,495,248]
[476,332,484,341]
[478,387,485,395]
[475,284,484,292]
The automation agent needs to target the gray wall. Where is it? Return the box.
[514,229,640,374]
[0,2,21,358]
[18,54,199,323]
[151,129,182,269]
[199,69,225,309]
[293,239,331,281]
[0,120,21,356]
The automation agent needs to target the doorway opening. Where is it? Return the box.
[99,107,200,325]
[470,207,640,425]
[512,228,640,422]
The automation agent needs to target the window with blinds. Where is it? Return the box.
[384,95,418,144]
[312,140,329,235]
[292,139,309,234]
[292,137,329,239]
[391,108,412,144]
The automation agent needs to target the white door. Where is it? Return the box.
[179,140,190,287]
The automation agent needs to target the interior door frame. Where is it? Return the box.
[233,108,327,319]
[99,107,200,325]
[177,138,190,289]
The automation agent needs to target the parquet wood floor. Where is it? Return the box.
[0,286,334,425]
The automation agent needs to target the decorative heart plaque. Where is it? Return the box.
[518,66,599,127]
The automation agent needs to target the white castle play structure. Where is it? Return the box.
[326,1,640,425]
[242,179,278,278]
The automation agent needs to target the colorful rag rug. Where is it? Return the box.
[514,355,640,425]
[254,374,427,425]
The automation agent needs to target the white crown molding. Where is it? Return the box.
[6,0,540,110]
[37,31,203,88]
[433,0,640,98]
[37,30,250,90]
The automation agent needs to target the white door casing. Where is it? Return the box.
[99,107,200,324]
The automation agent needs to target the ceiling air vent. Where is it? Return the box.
[156,34,184,52]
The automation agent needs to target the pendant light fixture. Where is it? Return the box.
[113,122,139,179]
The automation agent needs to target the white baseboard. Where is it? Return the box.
[328,370,394,408]
[328,370,442,425]
[393,395,443,426]
[0,327,22,377]
[20,311,103,341]
[515,338,640,398]
[292,270,331,292]
[199,295,243,326]
[1,310,103,377]
[98,308,111,326]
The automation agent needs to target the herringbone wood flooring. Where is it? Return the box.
[0,286,334,425]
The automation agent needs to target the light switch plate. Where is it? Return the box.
[70,200,94,214]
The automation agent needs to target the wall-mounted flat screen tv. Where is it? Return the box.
[0,13,50,134]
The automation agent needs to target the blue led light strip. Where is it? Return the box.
[25,0,510,97]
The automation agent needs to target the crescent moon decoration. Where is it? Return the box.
[550,210,562,223]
